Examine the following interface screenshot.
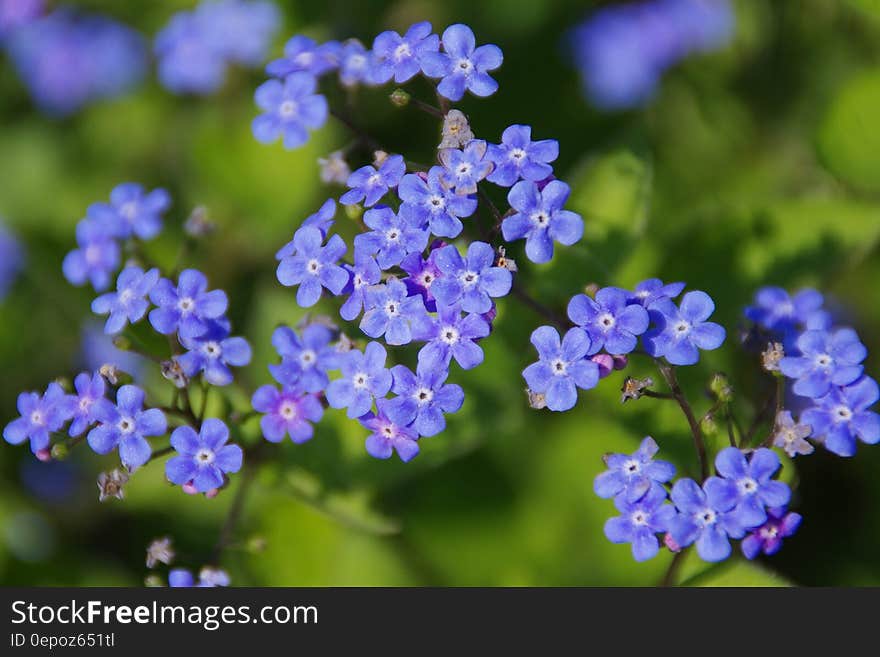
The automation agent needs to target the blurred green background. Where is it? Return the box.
[1,0,880,586]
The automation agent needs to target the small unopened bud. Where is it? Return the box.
[112,335,132,351]
[161,359,188,389]
[146,537,175,568]
[584,283,600,298]
[144,574,164,588]
[526,389,547,409]
[184,205,215,237]
[709,373,734,402]
[35,448,51,462]
[247,536,268,553]
[701,414,718,436]
[372,150,389,168]
[664,532,681,553]
[389,88,410,107]
[612,355,628,371]
[495,246,518,272]
[50,443,69,460]
[182,481,198,495]
[593,354,615,379]
[54,377,72,392]
[99,363,121,385]
[204,488,219,499]
[761,342,784,373]
[620,376,655,402]
[344,202,363,221]
[318,150,351,185]
[439,109,474,149]
[98,469,129,502]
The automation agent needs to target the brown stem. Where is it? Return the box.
[655,359,709,480]
[329,108,382,152]
[659,548,687,587]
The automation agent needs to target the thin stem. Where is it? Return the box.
[510,282,568,331]
[408,96,444,118]
[762,378,785,448]
[655,360,709,481]
[329,108,382,152]
[198,380,210,424]
[725,410,738,448]
[210,460,257,564]
[145,445,174,465]
[659,549,687,587]
[641,390,674,400]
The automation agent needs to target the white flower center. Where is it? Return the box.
[79,397,93,412]
[384,300,400,317]
[85,244,102,265]
[354,274,365,288]
[815,353,832,368]
[551,358,568,376]
[428,195,446,211]
[178,297,195,313]
[530,211,549,228]
[353,372,369,389]
[759,526,779,540]
[368,173,383,187]
[118,289,133,304]
[441,326,460,345]
[202,341,221,358]
[623,459,640,475]
[349,54,366,69]
[279,100,298,118]
[118,416,135,434]
[394,43,411,60]
[697,509,717,527]
[415,387,434,404]
[460,271,479,288]
[299,350,316,367]
[120,202,138,220]
[631,511,649,526]
[738,477,758,495]
[386,229,400,242]
[456,58,473,72]
[598,313,616,330]
[456,163,472,177]
[834,405,853,422]
[30,411,45,426]
[195,448,215,465]
[510,148,526,162]
[420,272,435,287]
[294,52,314,67]
[674,320,691,335]
[307,258,322,274]
[279,401,297,420]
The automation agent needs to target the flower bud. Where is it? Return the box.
[112,335,132,351]
[50,442,69,461]
[184,205,215,238]
[144,574,164,588]
[35,448,51,462]
[389,88,410,107]
[526,389,546,409]
[761,342,784,373]
[709,373,733,402]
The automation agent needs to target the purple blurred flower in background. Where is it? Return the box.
[0,0,44,40]
[569,0,733,110]
[0,221,24,301]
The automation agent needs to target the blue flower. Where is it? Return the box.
[627,278,685,308]
[644,291,726,365]
[745,286,829,337]
[300,198,337,238]
[741,507,802,560]
[0,221,24,301]
[251,385,324,444]
[593,436,676,502]
[369,21,439,84]
[604,484,676,562]
[420,23,503,101]
[196,0,279,67]
[265,34,340,78]
[276,226,348,307]
[269,324,339,393]
[169,567,230,587]
[326,342,393,419]
[668,477,743,563]
[502,180,583,264]
[353,206,428,270]
[398,167,477,238]
[360,278,427,346]
[62,219,121,291]
[165,418,243,493]
[154,10,227,94]
[87,385,166,470]
[801,376,880,457]
[148,269,228,339]
[252,72,329,150]
[713,447,791,529]
[361,398,420,462]
[337,39,370,87]
[413,302,490,371]
[779,328,867,399]
[87,183,170,241]
[431,242,512,314]
[0,0,43,40]
[91,266,159,334]
[340,155,406,207]
[486,125,559,187]
[178,323,252,387]
[68,372,105,437]
[523,326,599,412]
[400,249,442,311]
[340,251,382,322]
[438,140,493,195]
[4,383,75,455]
[388,362,465,437]
[567,287,650,355]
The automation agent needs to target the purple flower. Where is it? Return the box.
[68,372,105,437]
[265,35,339,78]
[361,398,420,462]
[801,376,880,457]
[252,72,329,150]
[398,167,477,238]
[91,266,159,335]
[155,10,226,94]
[340,251,382,322]
[741,507,802,560]
[413,302,490,371]
[438,140,493,195]
[276,226,348,307]
[148,269,228,339]
[0,0,44,40]
[745,287,829,338]
[486,125,559,187]
[644,291,726,365]
[87,385,167,470]
[604,484,676,562]
[165,418,243,493]
[196,0,279,66]
[326,341,393,419]
[87,183,170,241]
[388,363,465,437]
[420,23,503,101]
[369,21,439,84]
[522,326,599,412]
[178,323,252,387]
[779,329,867,399]
[0,221,24,301]
[502,180,583,264]
[668,477,743,562]
[593,436,676,502]
[714,447,791,529]
[431,242,512,314]
[252,385,324,444]
[360,278,427,346]
[301,198,337,238]
[340,155,406,207]
[772,410,814,458]
[338,39,370,87]
[354,206,428,270]
[627,278,685,308]
[269,324,339,393]
[567,288,649,355]
[62,219,121,291]
[4,383,75,455]
[400,249,442,311]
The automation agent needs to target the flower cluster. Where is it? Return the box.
[4,8,148,116]
[0,220,24,301]
[746,287,879,458]
[252,22,503,150]
[596,438,795,562]
[569,0,734,110]
[525,280,725,411]
[155,0,280,95]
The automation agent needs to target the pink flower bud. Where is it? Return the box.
[592,354,614,378]
[664,533,681,553]
[35,448,52,462]
[204,488,219,499]
[182,481,198,495]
